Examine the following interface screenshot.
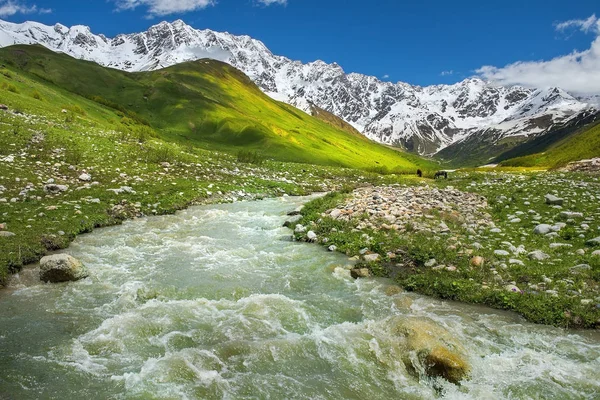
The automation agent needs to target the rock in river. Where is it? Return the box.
[391,317,470,384]
[350,268,371,279]
[39,254,89,283]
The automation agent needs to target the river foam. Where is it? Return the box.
[1,196,599,399]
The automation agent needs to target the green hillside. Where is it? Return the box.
[0,45,435,171]
[499,119,600,169]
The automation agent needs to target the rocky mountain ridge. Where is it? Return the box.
[0,18,595,158]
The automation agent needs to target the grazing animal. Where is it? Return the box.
[417,169,422,177]
[434,171,448,179]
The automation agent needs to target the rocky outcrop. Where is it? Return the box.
[561,158,600,173]
[0,19,594,158]
[39,254,89,283]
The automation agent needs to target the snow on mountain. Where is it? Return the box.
[0,18,595,156]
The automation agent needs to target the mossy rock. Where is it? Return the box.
[391,316,471,384]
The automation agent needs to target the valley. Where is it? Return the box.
[0,10,599,398]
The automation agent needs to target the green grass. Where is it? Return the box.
[0,44,437,172]
[296,171,600,328]
[499,120,600,169]
[0,59,432,284]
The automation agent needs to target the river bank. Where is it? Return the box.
[2,196,599,398]
[293,172,600,328]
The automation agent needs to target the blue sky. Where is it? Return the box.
[0,0,599,92]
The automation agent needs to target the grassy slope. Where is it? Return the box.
[499,119,600,169]
[0,45,436,172]
[0,59,430,284]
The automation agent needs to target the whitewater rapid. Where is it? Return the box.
[1,195,599,399]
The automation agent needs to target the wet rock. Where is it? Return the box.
[385,285,403,296]
[394,296,414,309]
[350,268,371,279]
[391,317,470,384]
[328,245,337,252]
[39,254,89,283]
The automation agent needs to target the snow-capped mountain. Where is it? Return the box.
[0,18,596,157]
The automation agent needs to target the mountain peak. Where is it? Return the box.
[0,17,594,156]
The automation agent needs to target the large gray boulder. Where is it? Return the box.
[545,194,564,205]
[39,254,89,283]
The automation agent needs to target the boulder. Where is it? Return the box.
[391,317,470,384]
[39,254,89,283]
[44,184,69,193]
[0,231,15,237]
[306,231,317,242]
[545,194,564,205]
[78,173,91,181]
[533,224,552,235]
[350,268,371,279]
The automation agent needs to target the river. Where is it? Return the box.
[1,195,599,399]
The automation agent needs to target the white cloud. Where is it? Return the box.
[476,14,600,95]
[382,74,390,79]
[256,0,287,6]
[0,0,51,17]
[114,0,215,17]
[440,70,453,76]
[555,14,598,34]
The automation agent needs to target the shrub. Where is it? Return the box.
[237,150,265,165]
[6,84,19,93]
[65,147,84,165]
[31,90,42,100]
[145,146,175,163]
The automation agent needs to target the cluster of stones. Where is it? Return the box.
[561,158,600,173]
[325,185,492,235]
